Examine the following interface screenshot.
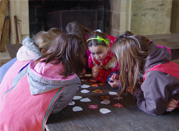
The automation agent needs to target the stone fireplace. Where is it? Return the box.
[8,0,174,44]
[28,0,129,37]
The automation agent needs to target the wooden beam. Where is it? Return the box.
[0,0,8,41]
[9,0,16,44]
[0,16,10,52]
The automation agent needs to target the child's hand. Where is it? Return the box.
[126,86,133,95]
[111,73,119,80]
[108,77,119,88]
[108,73,119,88]
[166,98,179,112]
[92,66,99,78]
[82,68,86,75]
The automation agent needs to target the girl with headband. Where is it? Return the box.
[87,31,119,82]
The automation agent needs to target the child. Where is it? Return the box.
[0,33,85,131]
[0,30,57,83]
[65,21,92,71]
[112,33,179,116]
[87,31,119,82]
[0,31,55,102]
[108,31,171,88]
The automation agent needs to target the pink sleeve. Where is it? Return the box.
[88,54,94,69]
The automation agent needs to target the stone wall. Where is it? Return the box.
[131,0,172,35]
[106,0,132,37]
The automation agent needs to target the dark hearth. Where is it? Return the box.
[29,0,109,37]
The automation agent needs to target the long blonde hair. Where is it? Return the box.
[112,33,151,95]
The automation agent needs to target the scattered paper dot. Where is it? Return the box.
[100,100,110,104]
[73,96,82,100]
[113,103,123,108]
[80,98,91,102]
[81,89,90,93]
[69,101,75,105]
[85,74,92,77]
[88,104,98,109]
[109,91,117,95]
[81,84,90,88]
[90,79,97,82]
[100,108,111,114]
[72,106,83,112]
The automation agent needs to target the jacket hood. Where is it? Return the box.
[27,60,80,95]
[144,42,171,73]
[16,37,42,61]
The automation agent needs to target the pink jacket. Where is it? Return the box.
[0,60,80,131]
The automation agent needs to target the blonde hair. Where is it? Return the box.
[32,31,55,51]
[112,34,150,95]
[47,28,61,37]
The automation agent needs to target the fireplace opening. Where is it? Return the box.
[29,0,109,37]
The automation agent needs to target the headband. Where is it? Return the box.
[86,36,110,46]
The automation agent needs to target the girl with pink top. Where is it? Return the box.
[87,31,119,82]
[0,33,85,131]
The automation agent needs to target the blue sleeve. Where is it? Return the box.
[0,58,17,83]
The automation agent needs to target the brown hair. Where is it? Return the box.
[47,28,61,37]
[116,31,134,39]
[87,31,108,47]
[65,21,91,47]
[36,33,85,77]
[32,31,55,51]
[112,32,151,95]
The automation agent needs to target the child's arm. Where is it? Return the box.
[134,71,173,116]
[51,83,79,114]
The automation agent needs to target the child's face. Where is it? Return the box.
[89,45,109,62]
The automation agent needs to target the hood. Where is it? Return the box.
[16,37,42,61]
[27,60,80,95]
[144,42,171,73]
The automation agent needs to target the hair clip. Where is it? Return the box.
[86,36,110,45]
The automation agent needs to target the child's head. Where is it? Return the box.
[47,28,61,37]
[87,31,110,62]
[32,31,55,54]
[116,31,134,39]
[112,32,150,94]
[65,21,91,44]
[36,33,85,77]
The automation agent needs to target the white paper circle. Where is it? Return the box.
[81,84,90,88]
[72,106,83,112]
[100,100,110,104]
[80,98,91,102]
[69,101,75,105]
[109,91,117,95]
[81,89,90,93]
[85,74,92,77]
[73,96,82,100]
[99,108,111,114]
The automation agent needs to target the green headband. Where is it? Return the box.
[86,36,110,45]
